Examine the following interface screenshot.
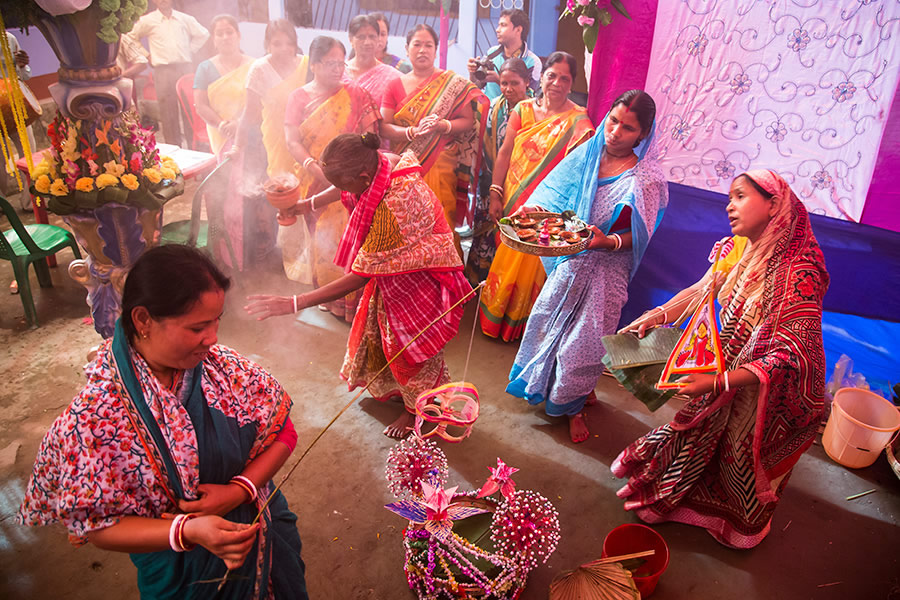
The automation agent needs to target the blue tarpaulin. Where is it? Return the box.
[621,183,900,396]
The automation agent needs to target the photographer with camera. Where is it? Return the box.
[467,9,541,100]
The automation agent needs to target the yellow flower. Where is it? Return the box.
[121,173,140,190]
[50,178,69,196]
[96,173,119,189]
[142,168,162,184]
[104,160,125,177]
[34,174,51,194]
[160,167,176,180]
[31,159,51,179]
[162,158,180,173]
[75,177,95,192]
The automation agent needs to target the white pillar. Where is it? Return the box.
[458,0,477,58]
[269,0,284,20]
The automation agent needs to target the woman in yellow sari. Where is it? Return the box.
[380,24,488,256]
[478,51,594,341]
[225,19,308,271]
[233,19,309,177]
[193,15,253,156]
[282,36,380,320]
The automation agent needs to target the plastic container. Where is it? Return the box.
[601,523,669,597]
[822,388,900,469]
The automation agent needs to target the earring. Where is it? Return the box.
[141,331,149,339]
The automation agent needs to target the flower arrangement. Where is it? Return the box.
[0,0,148,43]
[560,0,631,52]
[31,110,183,214]
[385,437,560,599]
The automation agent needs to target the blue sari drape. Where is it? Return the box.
[111,321,306,600]
[530,116,661,278]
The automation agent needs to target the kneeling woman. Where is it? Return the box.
[614,170,829,548]
[18,245,307,599]
[246,133,472,439]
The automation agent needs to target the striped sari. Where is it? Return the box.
[478,100,594,341]
[280,84,379,323]
[390,70,488,253]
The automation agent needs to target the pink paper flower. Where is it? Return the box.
[422,481,457,522]
[577,15,595,26]
[476,458,519,499]
[567,0,577,10]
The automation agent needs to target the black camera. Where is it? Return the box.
[472,57,494,81]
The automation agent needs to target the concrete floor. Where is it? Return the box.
[1,190,898,599]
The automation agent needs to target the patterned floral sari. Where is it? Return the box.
[390,70,488,250]
[338,152,472,411]
[279,84,379,324]
[18,321,306,599]
[612,171,829,548]
[477,100,594,341]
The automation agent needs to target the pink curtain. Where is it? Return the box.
[586,0,659,125]
[861,81,900,233]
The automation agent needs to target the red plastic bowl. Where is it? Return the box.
[601,523,670,597]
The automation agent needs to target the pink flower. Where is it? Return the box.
[87,160,99,176]
[421,482,457,522]
[476,458,519,499]
[577,15,595,26]
[567,0,577,10]
[576,0,592,5]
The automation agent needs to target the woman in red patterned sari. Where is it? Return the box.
[246,133,472,439]
[613,170,829,548]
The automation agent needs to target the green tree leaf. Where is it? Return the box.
[599,8,612,26]
[611,0,632,19]
[583,22,599,52]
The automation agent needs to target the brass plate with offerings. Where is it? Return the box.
[499,210,591,257]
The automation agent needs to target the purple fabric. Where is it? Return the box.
[861,81,900,233]
[586,0,659,125]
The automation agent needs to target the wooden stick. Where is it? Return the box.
[585,549,656,566]
[845,489,876,501]
[216,281,485,591]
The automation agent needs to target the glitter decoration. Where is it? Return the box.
[386,449,561,599]
[491,490,561,570]
[385,436,449,500]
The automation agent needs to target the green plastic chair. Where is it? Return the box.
[0,194,82,327]
[161,157,238,267]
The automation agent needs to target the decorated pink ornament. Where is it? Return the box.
[385,436,449,500]
[476,458,519,499]
[414,382,479,443]
[577,15,595,27]
[422,482,457,522]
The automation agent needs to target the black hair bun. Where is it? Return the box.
[361,132,381,149]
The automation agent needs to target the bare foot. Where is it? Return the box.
[384,410,415,439]
[567,413,589,443]
[585,389,598,406]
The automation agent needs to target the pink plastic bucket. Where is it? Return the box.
[823,388,900,469]
[601,523,670,597]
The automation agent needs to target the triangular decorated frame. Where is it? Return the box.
[656,238,732,389]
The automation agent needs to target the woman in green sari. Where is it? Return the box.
[18,246,308,599]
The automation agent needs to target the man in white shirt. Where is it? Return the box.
[466,9,542,100]
[128,0,208,146]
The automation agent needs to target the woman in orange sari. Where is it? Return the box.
[478,52,594,341]
[380,24,488,256]
[282,36,380,320]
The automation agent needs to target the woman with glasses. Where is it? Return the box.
[281,35,380,321]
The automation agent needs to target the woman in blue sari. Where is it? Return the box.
[506,90,668,443]
[18,246,307,599]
